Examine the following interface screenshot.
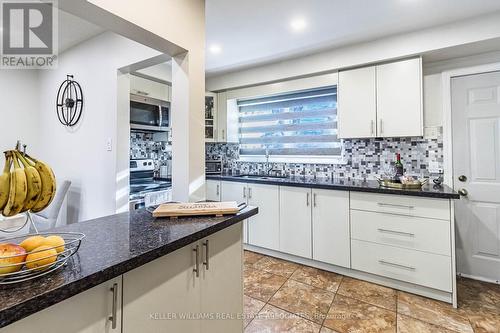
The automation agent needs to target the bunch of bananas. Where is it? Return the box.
[0,150,56,217]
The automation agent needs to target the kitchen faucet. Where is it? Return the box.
[265,148,274,176]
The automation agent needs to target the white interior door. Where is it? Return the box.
[452,70,500,283]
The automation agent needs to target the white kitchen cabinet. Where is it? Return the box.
[130,74,170,101]
[122,224,244,333]
[338,57,422,138]
[216,92,228,142]
[279,186,312,258]
[312,189,350,268]
[376,57,423,137]
[221,181,249,243]
[247,183,280,251]
[206,180,221,201]
[200,224,243,333]
[205,92,218,142]
[122,243,201,333]
[1,277,122,333]
[338,66,377,138]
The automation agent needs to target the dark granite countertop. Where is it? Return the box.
[207,174,459,199]
[0,206,258,328]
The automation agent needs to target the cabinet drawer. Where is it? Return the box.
[351,210,451,256]
[350,192,450,220]
[351,240,452,292]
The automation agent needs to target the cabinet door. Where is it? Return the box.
[376,58,423,137]
[247,183,280,251]
[338,66,376,138]
[130,75,169,101]
[221,181,249,243]
[279,187,312,258]
[312,189,350,268]
[1,277,122,333]
[122,243,201,333]
[205,92,217,142]
[200,223,244,333]
[217,92,227,142]
[206,180,221,201]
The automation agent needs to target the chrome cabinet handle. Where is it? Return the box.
[249,187,252,199]
[377,203,414,209]
[109,283,118,329]
[378,259,415,271]
[222,129,225,140]
[203,240,209,270]
[193,245,200,277]
[370,120,374,135]
[313,193,317,207]
[243,187,247,199]
[306,192,310,206]
[377,228,415,237]
[216,184,220,196]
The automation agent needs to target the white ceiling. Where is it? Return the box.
[206,0,500,75]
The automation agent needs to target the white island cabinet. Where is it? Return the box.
[1,277,122,333]
[122,223,243,333]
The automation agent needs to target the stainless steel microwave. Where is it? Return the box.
[130,94,170,131]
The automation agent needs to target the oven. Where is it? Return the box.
[130,94,170,131]
[129,159,172,211]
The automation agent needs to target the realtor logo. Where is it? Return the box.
[1,0,58,68]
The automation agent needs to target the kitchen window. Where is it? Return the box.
[237,86,342,163]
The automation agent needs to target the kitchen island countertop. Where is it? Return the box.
[0,206,258,328]
[207,174,460,199]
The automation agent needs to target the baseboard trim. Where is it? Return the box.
[245,244,453,305]
[457,272,500,285]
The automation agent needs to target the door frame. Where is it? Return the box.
[442,62,500,286]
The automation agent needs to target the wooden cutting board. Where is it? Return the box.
[152,201,240,218]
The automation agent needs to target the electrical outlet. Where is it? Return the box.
[429,161,443,174]
[106,138,113,151]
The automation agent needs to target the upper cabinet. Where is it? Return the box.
[205,92,217,142]
[338,57,423,139]
[338,66,377,138]
[130,75,171,102]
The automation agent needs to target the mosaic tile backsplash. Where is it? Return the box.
[130,131,171,169]
[206,134,444,179]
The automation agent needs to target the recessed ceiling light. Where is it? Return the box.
[209,44,222,54]
[290,17,307,32]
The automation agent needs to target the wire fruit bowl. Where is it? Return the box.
[0,232,85,285]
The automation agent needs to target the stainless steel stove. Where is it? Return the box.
[129,159,171,211]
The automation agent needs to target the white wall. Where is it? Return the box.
[83,0,207,201]
[37,32,160,222]
[0,70,40,167]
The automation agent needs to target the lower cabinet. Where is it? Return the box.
[312,189,350,268]
[247,183,280,251]
[1,277,122,333]
[206,180,221,201]
[279,187,312,258]
[122,223,243,333]
[221,181,248,243]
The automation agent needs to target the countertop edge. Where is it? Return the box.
[0,207,258,329]
[206,175,460,200]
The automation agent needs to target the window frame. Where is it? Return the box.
[236,85,345,164]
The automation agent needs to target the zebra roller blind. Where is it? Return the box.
[238,87,340,157]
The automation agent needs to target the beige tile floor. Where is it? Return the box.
[243,251,500,333]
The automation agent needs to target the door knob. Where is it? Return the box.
[458,175,467,182]
[458,188,468,196]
